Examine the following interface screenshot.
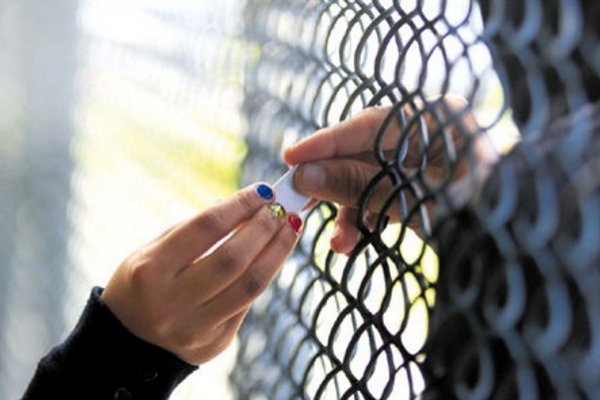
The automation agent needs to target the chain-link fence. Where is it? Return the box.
[2,0,599,399]
[232,0,600,399]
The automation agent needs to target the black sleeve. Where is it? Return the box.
[22,287,197,400]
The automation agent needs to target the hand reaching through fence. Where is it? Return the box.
[284,95,497,253]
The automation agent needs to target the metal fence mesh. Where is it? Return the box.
[232,0,600,399]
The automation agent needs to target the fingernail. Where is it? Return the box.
[256,184,274,201]
[287,214,302,233]
[299,164,325,191]
[267,202,286,220]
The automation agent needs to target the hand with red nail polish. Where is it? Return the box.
[101,183,301,365]
[287,214,302,233]
[283,95,497,253]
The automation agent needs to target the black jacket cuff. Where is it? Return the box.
[23,287,197,399]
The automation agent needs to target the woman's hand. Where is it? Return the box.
[101,184,302,365]
[284,95,497,253]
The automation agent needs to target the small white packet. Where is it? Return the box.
[272,166,311,213]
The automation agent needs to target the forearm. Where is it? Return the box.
[23,287,197,400]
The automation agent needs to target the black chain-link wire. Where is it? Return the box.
[232,0,600,399]
[425,1,600,398]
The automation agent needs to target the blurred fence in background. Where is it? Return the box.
[0,2,76,397]
[2,0,600,399]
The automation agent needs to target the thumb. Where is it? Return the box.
[293,159,382,208]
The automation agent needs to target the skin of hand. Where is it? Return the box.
[101,184,302,365]
[284,95,497,254]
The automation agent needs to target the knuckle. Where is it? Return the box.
[339,162,370,204]
[215,246,242,273]
[196,210,224,232]
[236,188,258,211]
[126,253,157,287]
[283,228,299,247]
[256,208,278,232]
[244,271,266,297]
[277,226,299,250]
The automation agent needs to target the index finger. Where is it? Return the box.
[283,106,400,165]
[149,183,274,271]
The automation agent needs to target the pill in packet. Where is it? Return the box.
[272,166,312,214]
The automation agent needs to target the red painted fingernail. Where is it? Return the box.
[288,214,302,233]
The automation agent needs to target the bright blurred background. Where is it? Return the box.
[0,0,248,398]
